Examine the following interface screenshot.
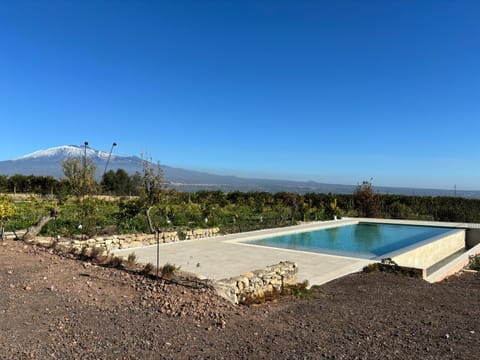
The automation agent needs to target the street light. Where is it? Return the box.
[103,142,117,178]
[84,141,88,164]
[82,141,88,240]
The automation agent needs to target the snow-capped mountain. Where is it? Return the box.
[15,145,112,161]
[1,145,143,179]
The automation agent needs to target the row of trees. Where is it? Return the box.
[0,170,146,197]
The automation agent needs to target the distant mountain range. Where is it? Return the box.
[1,145,479,198]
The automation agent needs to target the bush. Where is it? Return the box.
[469,255,480,271]
[161,263,180,277]
[107,256,123,268]
[142,262,154,275]
[363,263,380,273]
[126,252,137,266]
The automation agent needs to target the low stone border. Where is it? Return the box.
[212,261,298,304]
[19,227,221,254]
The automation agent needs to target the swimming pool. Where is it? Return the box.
[244,223,455,259]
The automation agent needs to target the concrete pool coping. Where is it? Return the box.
[113,218,478,286]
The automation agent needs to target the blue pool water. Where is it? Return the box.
[246,223,454,258]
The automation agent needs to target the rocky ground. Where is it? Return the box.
[0,239,479,359]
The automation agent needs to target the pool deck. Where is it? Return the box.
[113,218,479,286]
[114,219,373,286]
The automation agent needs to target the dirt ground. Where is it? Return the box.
[0,239,479,359]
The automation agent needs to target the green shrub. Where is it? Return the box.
[469,255,480,271]
[363,262,380,273]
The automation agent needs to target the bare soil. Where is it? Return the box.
[1,240,479,359]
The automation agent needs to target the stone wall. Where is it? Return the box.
[2,230,26,240]
[213,261,298,304]
[19,227,221,255]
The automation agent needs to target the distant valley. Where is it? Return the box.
[0,145,478,198]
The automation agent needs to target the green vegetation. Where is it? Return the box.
[239,281,317,305]
[468,255,480,271]
[353,181,381,218]
[0,195,15,240]
[363,259,423,278]
[3,173,480,240]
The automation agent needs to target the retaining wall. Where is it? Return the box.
[20,227,221,254]
[213,261,298,304]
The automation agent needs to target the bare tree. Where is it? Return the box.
[141,158,164,233]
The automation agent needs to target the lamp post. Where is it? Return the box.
[103,142,117,178]
[82,141,88,239]
[83,141,88,168]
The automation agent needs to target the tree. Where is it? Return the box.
[101,168,132,196]
[353,181,382,218]
[62,153,97,238]
[140,159,164,233]
[62,157,97,197]
[0,195,15,240]
[0,175,8,193]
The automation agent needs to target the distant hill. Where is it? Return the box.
[0,145,479,198]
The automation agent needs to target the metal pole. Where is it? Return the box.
[82,141,88,240]
[156,230,160,278]
[103,142,117,178]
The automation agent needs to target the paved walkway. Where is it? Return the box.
[114,220,371,286]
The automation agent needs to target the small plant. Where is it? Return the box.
[240,288,280,305]
[362,259,422,278]
[126,252,137,266]
[469,255,480,271]
[363,262,380,273]
[142,262,154,275]
[282,281,312,299]
[107,256,123,268]
[161,263,180,277]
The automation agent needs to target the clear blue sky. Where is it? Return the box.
[1,1,479,190]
